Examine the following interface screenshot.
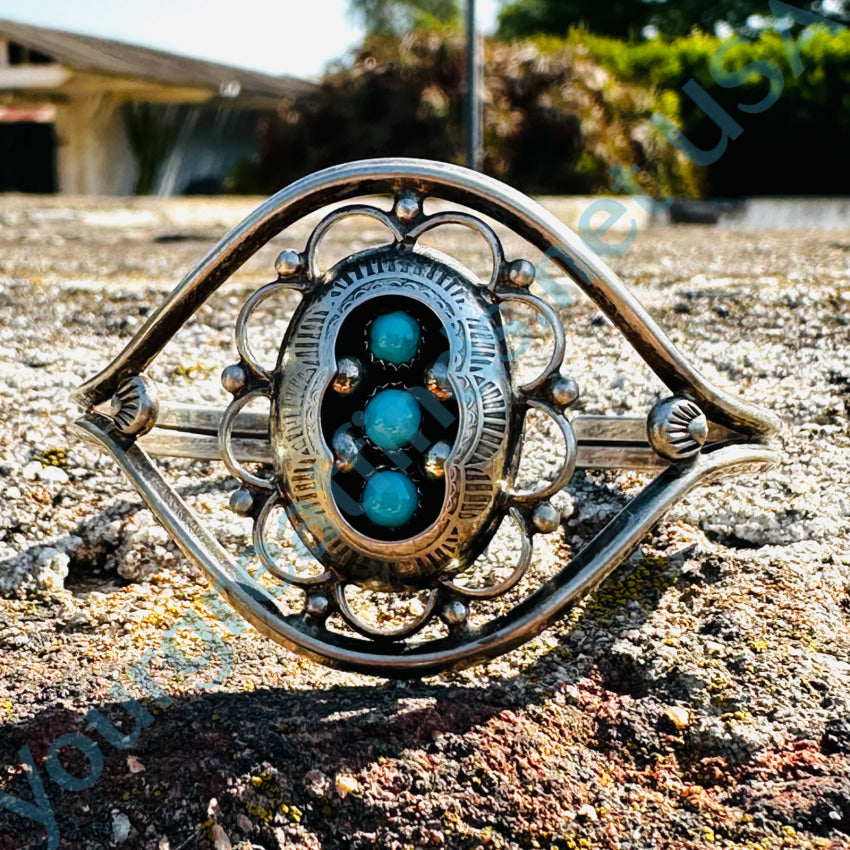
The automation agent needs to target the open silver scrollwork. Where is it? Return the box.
[73,158,779,677]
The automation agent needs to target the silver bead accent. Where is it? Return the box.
[532,502,561,534]
[221,363,248,395]
[305,593,331,619]
[548,373,579,409]
[440,599,468,628]
[647,397,709,462]
[229,488,255,516]
[508,258,536,288]
[394,193,421,222]
[332,425,364,472]
[275,248,303,279]
[424,360,453,401]
[332,357,363,395]
[109,375,159,437]
[424,441,452,479]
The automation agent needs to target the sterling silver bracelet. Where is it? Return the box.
[73,158,778,677]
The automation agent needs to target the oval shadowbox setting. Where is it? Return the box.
[73,158,779,677]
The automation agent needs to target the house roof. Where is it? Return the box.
[0,18,317,101]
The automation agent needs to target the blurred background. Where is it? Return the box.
[0,0,847,203]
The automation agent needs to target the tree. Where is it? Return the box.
[498,0,648,40]
[644,0,761,36]
[812,0,850,24]
[347,0,461,36]
[496,0,834,39]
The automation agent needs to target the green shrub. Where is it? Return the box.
[255,32,700,198]
[571,28,850,195]
[253,25,848,198]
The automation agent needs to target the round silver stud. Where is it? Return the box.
[305,593,331,619]
[332,425,364,472]
[440,599,468,628]
[424,360,453,401]
[647,397,709,462]
[275,249,303,279]
[532,502,561,534]
[332,357,364,395]
[508,259,536,288]
[229,488,255,516]
[221,363,248,395]
[548,373,580,409]
[394,193,421,222]
[424,441,452,479]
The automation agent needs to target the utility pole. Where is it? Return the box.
[465,0,483,171]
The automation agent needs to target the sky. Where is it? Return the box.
[0,0,500,80]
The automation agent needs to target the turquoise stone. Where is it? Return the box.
[369,311,420,365]
[363,389,421,450]
[362,470,418,528]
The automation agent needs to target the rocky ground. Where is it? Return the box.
[0,194,848,850]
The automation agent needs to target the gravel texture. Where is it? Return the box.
[0,195,849,850]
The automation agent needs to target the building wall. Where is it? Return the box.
[51,99,263,196]
[54,95,138,195]
[153,105,264,196]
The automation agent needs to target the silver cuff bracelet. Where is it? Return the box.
[73,158,779,677]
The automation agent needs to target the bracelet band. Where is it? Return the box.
[130,402,742,472]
